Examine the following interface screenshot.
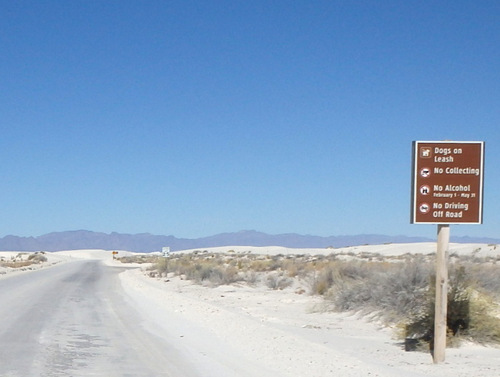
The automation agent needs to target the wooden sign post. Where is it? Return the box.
[434,224,449,363]
[411,141,484,363]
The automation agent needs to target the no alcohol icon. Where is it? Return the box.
[420,185,430,195]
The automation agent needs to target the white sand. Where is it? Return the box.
[178,242,499,257]
[2,244,500,376]
[118,244,500,377]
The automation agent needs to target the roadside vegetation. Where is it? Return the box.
[121,247,500,350]
[0,252,47,269]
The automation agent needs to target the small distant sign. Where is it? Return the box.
[411,141,485,224]
[162,247,171,257]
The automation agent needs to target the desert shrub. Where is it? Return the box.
[307,260,375,297]
[336,260,373,281]
[327,258,433,323]
[379,259,432,320]
[403,263,500,349]
[196,265,241,286]
[155,257,170,275]
[248,259,274,272]
[266,272,293,290]
[196,265,223,285]
[448,263,500,344]
[467,291,500,344]
[309,265,337,295]
[466,263,500,299]
[222,266,240,284]
[244,270,259,285]
[268,256,284,271]
[447,265,471,335]
[28,253,48,263]
[281,259,301,277]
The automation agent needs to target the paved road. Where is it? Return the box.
[0,260,200,377]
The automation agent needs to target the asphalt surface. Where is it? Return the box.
[0,260,200,377]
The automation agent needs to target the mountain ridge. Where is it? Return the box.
[0,230,498,253]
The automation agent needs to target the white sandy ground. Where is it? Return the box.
[1,243,500,376]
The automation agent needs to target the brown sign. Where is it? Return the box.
[411,141,484,224]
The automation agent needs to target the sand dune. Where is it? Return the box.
[1,243,499,376]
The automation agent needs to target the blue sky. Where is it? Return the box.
[1,1,499,239]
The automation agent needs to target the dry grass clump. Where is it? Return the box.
[0,260,34,268]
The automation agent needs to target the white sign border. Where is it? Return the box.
[411,140,485,225]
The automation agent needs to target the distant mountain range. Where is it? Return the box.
[0,230,498,253]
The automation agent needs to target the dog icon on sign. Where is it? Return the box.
[420,147,432,158]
